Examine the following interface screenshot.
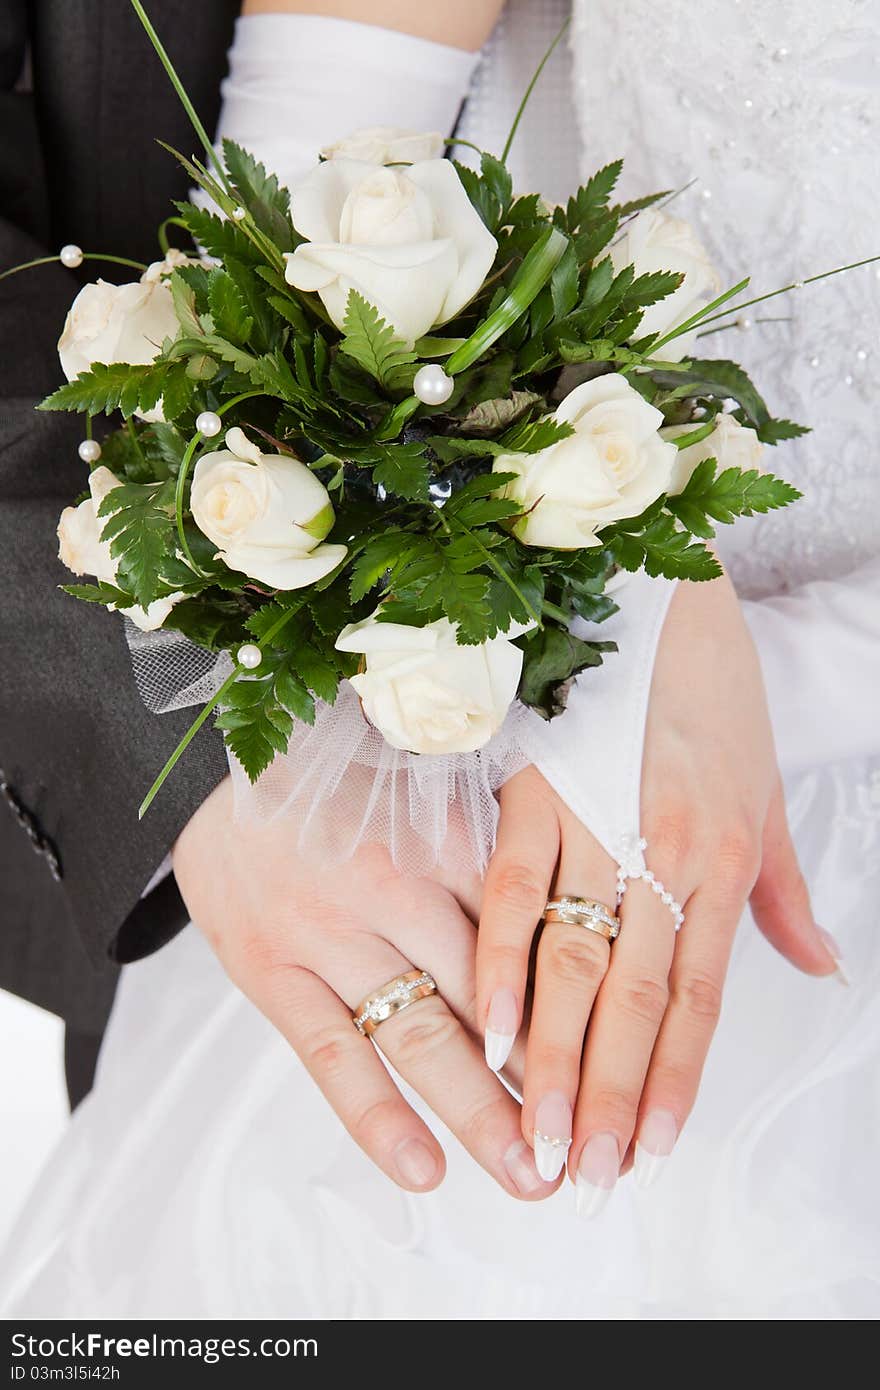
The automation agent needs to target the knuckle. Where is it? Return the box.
[388,1003,460,1066]
[647,805,696,874]
[541,931,609,990]
[674,970,723,1025]
[715,827,761,889]
[611,973,669,1027]
[349,1096,408,1154]
[458,1093,512,1153]
[585,1086,638,1135]
[489,861,548,915]
[226,923,285,985]
[301,1026,350,1083]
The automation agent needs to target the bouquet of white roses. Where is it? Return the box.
[22,7,811,815]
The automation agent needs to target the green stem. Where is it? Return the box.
[138,602,300,818]
[129,1,224,181]
[541,599,570,624]
[158,216,189,255]
[695,254,880,330]
[443,137,487,156]
[173,390,269,571]
[127,417,149,471]
[0,252,147,283]
[648,277,751,355]
[500,17,571,164]
[446,226,568,375]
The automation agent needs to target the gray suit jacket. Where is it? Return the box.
[0,0,239,1040]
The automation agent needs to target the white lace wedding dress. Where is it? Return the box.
[2,0,878,1319]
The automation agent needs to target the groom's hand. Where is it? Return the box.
[172,776,552,1200]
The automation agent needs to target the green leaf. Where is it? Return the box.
[756,417,811,445]
[222,139,297,251]
[207,269,254,344]
[339,291,417,391]
[173,200,262,266]
[667,458,802,534]
[519,626,614,719]
[500,416,575,453]
[370,447,431,502]
[621,270,684,312]
[96,478,178,606]
[612,189,672,219]
[167,595,249,650]
[562,160,623,233]
[60,580,136,608]
[650,359,771,427]
[550,240,580,320]
[169,271,204,338]
[39,362,167,418]
[349,531,421,603]
[604,509,722,581]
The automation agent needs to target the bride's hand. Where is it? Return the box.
[475,573,841,1213]
[172,778,552,1201]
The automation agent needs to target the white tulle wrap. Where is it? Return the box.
[126,567,676,877]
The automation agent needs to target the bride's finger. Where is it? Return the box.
[476,768,560,1073]
[629,877,746,1188]
[570,879,678,1216]
[253,957,449,1193]
[520,823,617,1178]
[328,944,554,1201]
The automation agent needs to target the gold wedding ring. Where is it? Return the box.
[352,970,438,1036]
[543,896,620,942]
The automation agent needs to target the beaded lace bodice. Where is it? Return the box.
[461,0,880,598]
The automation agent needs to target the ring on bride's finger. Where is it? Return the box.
[352,970,438,1037]
[543,896,620,942]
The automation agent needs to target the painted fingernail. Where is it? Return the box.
[533,1091,572,1181]
[485,987,518,1072]
[575,1132,619,1219]
[634,1109,678,1190]
[393,1138,439,1190]
[503,1139,545,1195]
[818,927,850,987]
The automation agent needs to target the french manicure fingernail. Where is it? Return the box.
[818,927,850,987]
[485,987,518,1071]
[503,1139,545,1195]
[394,1138,439,1190]
[575,1132,619,1219]
[634,1109,678,1190]
[533,1091,572,1181]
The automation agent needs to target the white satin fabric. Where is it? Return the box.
[3,3,879,1320]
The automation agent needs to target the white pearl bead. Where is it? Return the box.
[237,643,262,670]
[196,410,222,438]
[59,244,84,269]
[413,363,454,406]
[232,206,247,221]
[737,316,753,330]
[77,438,102,463]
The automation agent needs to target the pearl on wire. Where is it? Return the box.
[232,207,247,221]
[59,244,84,269]
[77,438,102,464]
[196,410,222,438]
[237,643,262,670]
[413,363,454,406]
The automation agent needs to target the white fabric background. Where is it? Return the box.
[0,993,66,1248]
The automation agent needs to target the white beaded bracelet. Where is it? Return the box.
[615,837,685,931]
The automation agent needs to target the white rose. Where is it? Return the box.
[57,466,183,631]
[662,413,765,494]
[320,126,444,166]
[58,270,180,383]
[336,612,529,755]
[283,158,498,344]
[611,209,721,362]
[493,374,678,548]
[190,427,347,590]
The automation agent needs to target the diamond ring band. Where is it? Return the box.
[543,896,620,942]
[353,970,437,1036]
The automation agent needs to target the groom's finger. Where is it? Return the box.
[254,959,449,1194]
